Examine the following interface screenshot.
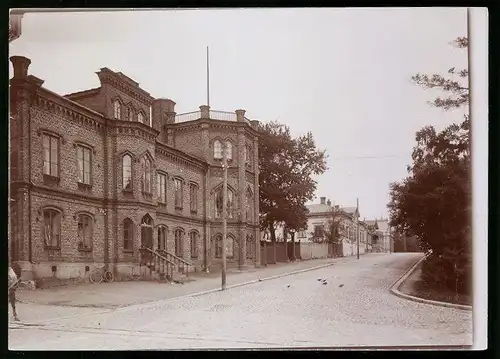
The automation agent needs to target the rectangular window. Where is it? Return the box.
[43,134,59,177]
[190,184,198,213]
[77,146,92,184]
[123,219,133,251]
[215,237,222,258]
[314,225,324,238]
[157,173,167,203]
[174,179,183,209]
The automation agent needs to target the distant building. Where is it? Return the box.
[276,196,376,257]
[364,218,393,253]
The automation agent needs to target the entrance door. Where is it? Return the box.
[140,214,153,249]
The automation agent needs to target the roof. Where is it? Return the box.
[306,203,333,214]
[377,219,390,231]
[340,206,357,215]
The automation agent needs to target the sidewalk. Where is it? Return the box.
[16,256,363,311]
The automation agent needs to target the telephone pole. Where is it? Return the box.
[221,142,228,290]
[356,198,360,260]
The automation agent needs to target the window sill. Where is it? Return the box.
[77,182,92,191]
[44,245,61,251]
[123,249,134,254]
[78,247,93,253]
[43,174,60,186]
[190,210,198,215]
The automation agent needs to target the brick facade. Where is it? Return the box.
[9,55,261,281]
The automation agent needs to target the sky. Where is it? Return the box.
[9,8,469,220]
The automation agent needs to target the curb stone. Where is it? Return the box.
[389,253,472,311]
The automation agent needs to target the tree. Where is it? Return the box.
[388,37,471,295]
[258,121,327,242]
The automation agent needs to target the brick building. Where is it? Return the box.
[9,55,261,281]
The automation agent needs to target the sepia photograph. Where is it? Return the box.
[8,7,488,350]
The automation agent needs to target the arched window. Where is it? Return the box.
[174,178,183,209]
[77,214,93,250]
[190,231,198,259]
[123,218,133,251]
[158,226,167,250]
[157,172,167,203]
[214,140,222,159]
[43,208,61,248]
[77,145,92,185]
[215,187,234,219]
[226,141,233,160]
[227,190,234,218]
[175,229,184,257]
[122,154,132,190]
[246,188,253,222]
[246,234,254,259]
[126,107,133,121]
[43,134,60,177]
[138,112,144,124]
[140,157,152,193]
[245,144,252,164]
[226,235,234,258]
[114,100,121,120]
[214,234,223,258]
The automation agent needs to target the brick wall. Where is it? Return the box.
[9,55,260,280]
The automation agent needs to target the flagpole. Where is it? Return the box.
[356,198,360,259]
[206,46,210,108]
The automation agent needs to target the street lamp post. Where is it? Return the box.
[221,143,228,290]
[289,229,296,261]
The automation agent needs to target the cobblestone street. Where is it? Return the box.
[9,253,472,350]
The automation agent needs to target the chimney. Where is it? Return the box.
[200,105,210,119]
[327,199,331,206]
[236,109,246,122]
[10,56,31,79]
[152,98,176,133]
[250,120,260,130]
[320,197,326,205]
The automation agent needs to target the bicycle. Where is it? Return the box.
[89,265,114,284]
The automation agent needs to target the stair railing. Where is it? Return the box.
[140,246,176,281]
[157,249,193,277]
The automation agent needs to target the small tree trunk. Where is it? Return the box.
[291,232,296,261]
[269,222,277,264]
[283,226,289,262]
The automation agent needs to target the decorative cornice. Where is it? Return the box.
[64,87,100,100]
[97,68,154,106]
[155,209,205,225]
[110,120,159,143]
[34,88,106,134]
[155,141,207,174]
